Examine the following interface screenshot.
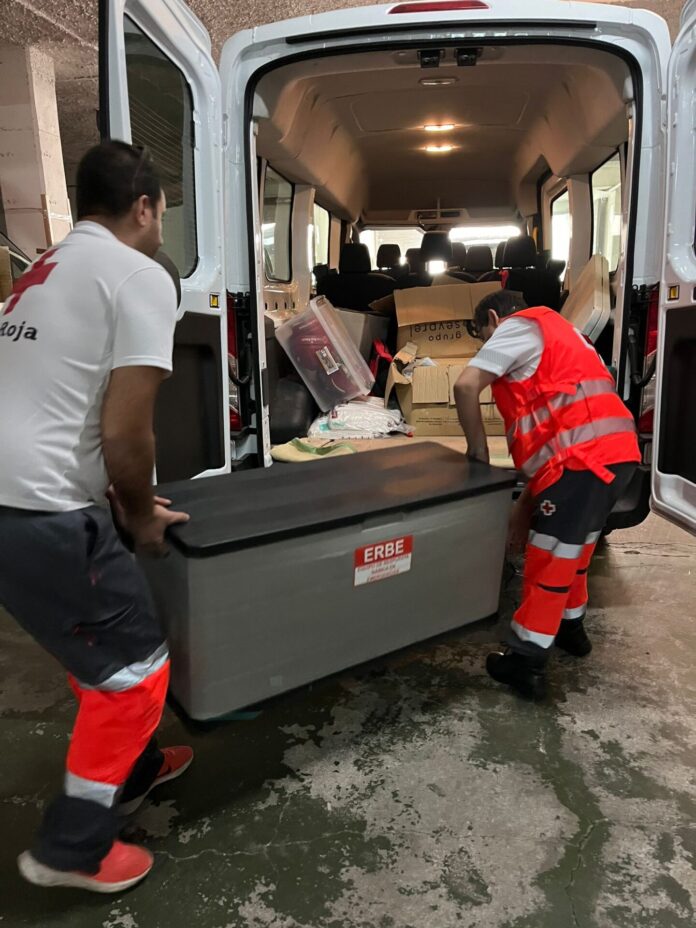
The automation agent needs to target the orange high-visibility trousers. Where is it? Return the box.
[509,462,637,654]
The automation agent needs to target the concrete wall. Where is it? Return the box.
[0,0,689,248]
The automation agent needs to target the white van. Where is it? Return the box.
[102,0,696,537]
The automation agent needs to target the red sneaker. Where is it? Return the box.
[119,745,194,816]
[18,841,153,893]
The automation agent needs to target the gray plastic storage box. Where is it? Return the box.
[140,444,516,720]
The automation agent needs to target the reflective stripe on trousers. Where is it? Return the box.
[511,534,598,650]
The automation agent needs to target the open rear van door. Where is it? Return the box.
[100,0,229,481]
[651,0,696,535]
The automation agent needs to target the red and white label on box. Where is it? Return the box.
[354,535,413,587]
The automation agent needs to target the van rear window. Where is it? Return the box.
[551,190,571,269]
[263,166,293,283]
[591,152,622,272]
[124,16,198,279]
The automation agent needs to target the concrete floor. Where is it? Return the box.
[1,514,695,927]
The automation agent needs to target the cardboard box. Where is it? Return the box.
[386,349,504,437]
[393,282,500,357]
[560,254,610,343]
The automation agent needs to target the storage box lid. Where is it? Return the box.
[158,443,516,557]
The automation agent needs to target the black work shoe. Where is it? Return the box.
[486,649,547,700]
[555,621,592,657]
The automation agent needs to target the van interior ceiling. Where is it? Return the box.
[253,44,631,232]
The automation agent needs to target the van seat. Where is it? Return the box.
[399,247,431,289]
[494,241,507,270]
[318,243,396,311]
[560,254,610,342]
[421,231,453,266]
[465,244,495,279]
[503,235,561,310]
[376,243,407,279]
[450,242,467,270]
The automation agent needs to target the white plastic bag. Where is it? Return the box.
[309,397,412,440]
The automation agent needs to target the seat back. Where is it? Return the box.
[503,235,561,310]
[450,241,467,270]
[465,244,494,278]
[319,243,396,310]
[494,241,507,269]
[405,247,423,273]
[420,231,453,266]
[339,242,372,274]
[376,243,407,279]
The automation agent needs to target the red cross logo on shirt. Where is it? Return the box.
[3,249,58,315]
[540,500,557,517]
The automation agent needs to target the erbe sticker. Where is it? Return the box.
[354,535,414,586]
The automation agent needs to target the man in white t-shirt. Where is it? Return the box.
[0,141,194,892]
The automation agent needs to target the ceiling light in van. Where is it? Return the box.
[424,123,455,132]
[425,143,456,153]
[419,76,458,87]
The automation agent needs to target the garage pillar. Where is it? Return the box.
[0,45,72,258]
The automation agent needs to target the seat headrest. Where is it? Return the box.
[547,259,566,279]
[494,241,506,269]
[339,243,371,274]
[465,244,494,274]
[405,248,425,273]
[376,243,401,268]
[503,235,537,269]
[420,231,453,263]
[450,242,467,268]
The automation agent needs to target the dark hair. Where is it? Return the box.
[76,140,162,220]
[471,289,528,338]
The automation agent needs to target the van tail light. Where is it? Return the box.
[390,1,488,12]
[637,285,659,435]
[226,293,242,433]
[644,285,659,356]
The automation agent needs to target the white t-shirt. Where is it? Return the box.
[468,317,544,381]
[0,222,177,512]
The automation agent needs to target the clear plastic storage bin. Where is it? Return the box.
[276,296,375,411]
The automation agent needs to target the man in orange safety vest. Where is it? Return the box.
[454,289,640,699]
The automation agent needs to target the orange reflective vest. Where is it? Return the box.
[491,307,641,496]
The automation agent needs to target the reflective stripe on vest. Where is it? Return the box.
[506,378,618,444]
[519,416,636,478]
[490,307,639,489]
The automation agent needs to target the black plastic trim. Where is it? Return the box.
[286,20,598,45]
[604,464,651,531]
[98,0,110,138]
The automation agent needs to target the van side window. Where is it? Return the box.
[263,166,293,282]
[124,16,198,278]
[312,203,331,269]
[551,189,571,269]
[591,152,622,271]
